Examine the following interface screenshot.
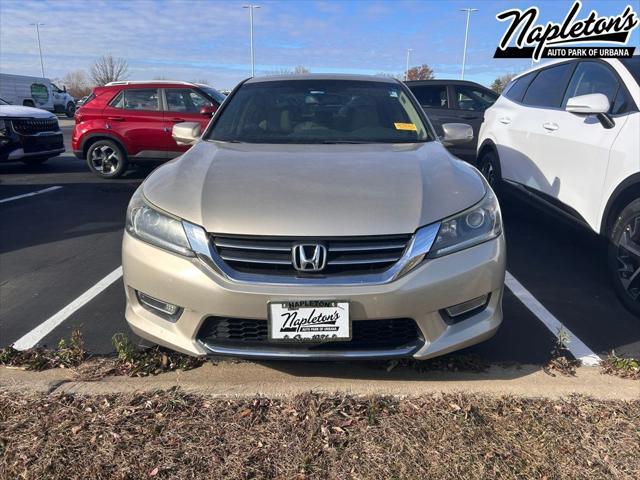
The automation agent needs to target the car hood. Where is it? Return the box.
[0,105,55,119]
[143,140,486,237]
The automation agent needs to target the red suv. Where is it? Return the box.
[72,81,225,178]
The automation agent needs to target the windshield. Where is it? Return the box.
[620,56,640,85]
[208,79,431,144]
[199,86,226,105]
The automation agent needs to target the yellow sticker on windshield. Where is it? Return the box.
[394,122,417,131]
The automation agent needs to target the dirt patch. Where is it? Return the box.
[1,390,638,479]
[1,331,203,379]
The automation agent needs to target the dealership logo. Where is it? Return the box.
[494,1,638,60]
[292,244,327,272]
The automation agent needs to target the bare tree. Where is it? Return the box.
[90,55,130,86]
[190,78,210,85]
[61,70,93,99]
[266,65,310,76]
[490,73,517,94]
[406,64,435,81]
[375,72,402,80]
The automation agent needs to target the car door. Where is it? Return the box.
[529,61,630,230]
[163,88,216,157]
[499,63,575,191]
[409,84,458,138]
[102,88,166,159]
[450,84,498,162]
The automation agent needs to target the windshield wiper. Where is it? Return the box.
[320,140,371,144]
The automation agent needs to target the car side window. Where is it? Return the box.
[562,62,620,113]
[522,63,575,108]
[411,85,448,108]
[166,88,212,113]
[110,89,160,111]
[453,86,497,111]
[503,73,535,102]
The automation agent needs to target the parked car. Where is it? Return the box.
[478,56,640,315]
[122,74,505,360]
[72,80,225,178]
[0,97,65,164]
[75,95,90,108]
[406,80,498,163]
[0,73,76,117]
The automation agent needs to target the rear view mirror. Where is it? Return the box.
[172,122,201,145]
[565,93,610,114]
[441,123,474,146]
[200,105,218,116]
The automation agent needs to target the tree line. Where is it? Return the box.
[59,57,518,100]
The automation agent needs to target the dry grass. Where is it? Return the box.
[0,331,203,379]
[0,390,638,479]
[601,352,640,381]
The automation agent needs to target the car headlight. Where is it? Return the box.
[125,188,194,256]
[428,188,502,258]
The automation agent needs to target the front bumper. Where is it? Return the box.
[123,232,505,360]
[0,130,64,162]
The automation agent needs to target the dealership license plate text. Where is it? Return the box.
[269,301,350,342]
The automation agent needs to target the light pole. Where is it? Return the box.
[460,8,477,80]
[30,22,45,78]
[405,48,412,81]
[243,5,260,77]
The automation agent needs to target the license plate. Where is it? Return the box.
[268,300,350,342]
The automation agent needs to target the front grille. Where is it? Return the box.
[12,118,60,135]
[211,234,412,276]
[198,317,422,351]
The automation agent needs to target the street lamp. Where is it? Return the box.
[405,48,412,81]
[243,5,260,77]
[460,8,478,80]
[30,22,45,78]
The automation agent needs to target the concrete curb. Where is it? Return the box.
[1,362,638,400]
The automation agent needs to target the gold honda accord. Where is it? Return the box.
[122,74,505,360]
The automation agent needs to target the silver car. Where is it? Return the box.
[122,74,506,360]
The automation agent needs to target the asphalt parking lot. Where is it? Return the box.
[1,120,639,365]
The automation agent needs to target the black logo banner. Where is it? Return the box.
[494,1,639,60]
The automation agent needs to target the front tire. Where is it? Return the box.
[65,102,76,117]
[86,140,128,179]
[608,198,640,317]
[478,149,502,194]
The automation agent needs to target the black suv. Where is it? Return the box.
[0,98,64,164]
[406,80,498,163]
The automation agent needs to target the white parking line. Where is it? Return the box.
[0,186,63,204]
[12,266,123,351]
[505,271,601,366]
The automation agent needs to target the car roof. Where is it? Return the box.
[104,80,198,87]
[244,73,399,84]
[404,79,487,88]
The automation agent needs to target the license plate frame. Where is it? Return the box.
[268,300,351,343]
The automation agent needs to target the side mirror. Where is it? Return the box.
[63,86,67,93]
[565,93,610,114]
[441,123,474,146]
[566,93,615,129]
[172,122,201,145]
[200,105,218,116]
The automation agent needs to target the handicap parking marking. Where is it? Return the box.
[505,271,602,366]
[0,186,63,204]
[12,266,123,351]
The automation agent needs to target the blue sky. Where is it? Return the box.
[1,0,638,89]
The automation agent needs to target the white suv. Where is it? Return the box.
[477,57,640,315]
